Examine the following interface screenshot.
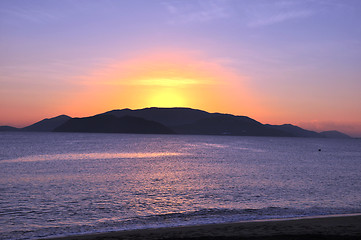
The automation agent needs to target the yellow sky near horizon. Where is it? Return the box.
[1,49,360,137]
[1,1,361,137]
[61,50,259,118]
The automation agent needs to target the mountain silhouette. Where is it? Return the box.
[319,130,352,138]
[173,115,291,136]
[22,115,71,132]
[103,107,210,126]
[0,107,352,138]
[54,115,173,134]
[0,126,19,132]
[265,124,321,138]
[100,108,289,136]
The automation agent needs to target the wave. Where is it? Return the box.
[2,206,360,240]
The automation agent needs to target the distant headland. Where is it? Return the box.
[0,107,352,138]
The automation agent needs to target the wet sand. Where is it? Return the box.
[46,214,361,240]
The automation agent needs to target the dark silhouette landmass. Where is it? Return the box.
[54,115,173,134]
[0,107,352,138]
[173,115,292,136]
[266,125,351,138]
[103,107,210,126]
[0,126,19,132]
[22,115,71,132]
[319,130,351,139]
[102,108,289,136]
[266,124,321,138]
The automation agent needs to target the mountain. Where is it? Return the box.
[101,108,291,136]
[173,114,292,136]
[22,115,71,132]
[54,115,173,134]
[103,107,210,126]
[53,108,290,136]
[101,108,351,137]
[266,124,352,138]
[0,126,19,132]
[266,124,321,138]
[319,130,352,139]
[1,107,352,138]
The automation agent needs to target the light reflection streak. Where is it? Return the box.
[1,152,184,163]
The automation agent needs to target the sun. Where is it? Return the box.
[148,88,187,108]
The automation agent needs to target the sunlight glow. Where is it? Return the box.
[63,50,256,118]
[148,88,187,107]
[137,78,200,87]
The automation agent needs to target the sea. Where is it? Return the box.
[0,132,360,240]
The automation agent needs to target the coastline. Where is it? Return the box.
[45,214,361,240]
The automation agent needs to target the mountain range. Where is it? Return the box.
[0,107,351,138]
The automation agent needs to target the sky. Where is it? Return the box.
[1,0,361,136]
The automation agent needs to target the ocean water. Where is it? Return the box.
[0,132,360,240]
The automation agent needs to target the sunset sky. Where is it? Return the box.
[1,0,361,136]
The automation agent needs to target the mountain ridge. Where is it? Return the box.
[22,115,71,132]
[54,115,173,134]
[102,107,211,126]
[0,107,352,138]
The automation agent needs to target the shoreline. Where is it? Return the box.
[45,214,361,240]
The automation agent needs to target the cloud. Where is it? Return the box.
[242,0,316,28]
[248,9,314,27]
[162,0,230,24]
[0,5,61,24]
[162,0,317,27]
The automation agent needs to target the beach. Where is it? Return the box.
[46,215,361,240]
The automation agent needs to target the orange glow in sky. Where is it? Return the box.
[1,48,360,137]
[1,1,361,136]
[64,50,259,119]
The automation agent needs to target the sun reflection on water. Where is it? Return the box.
[1,152,185,163]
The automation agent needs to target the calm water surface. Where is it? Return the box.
[0,132,360,239]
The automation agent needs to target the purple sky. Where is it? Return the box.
[1,0,361,136]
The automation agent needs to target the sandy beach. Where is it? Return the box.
[45,214,361,240]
